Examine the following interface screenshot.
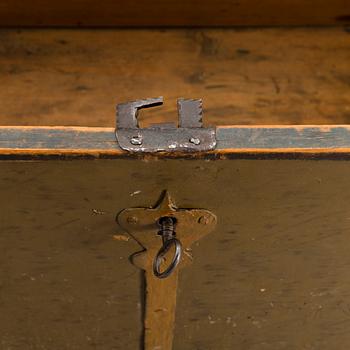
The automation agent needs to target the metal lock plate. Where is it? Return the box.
[115,97,217,152]
[117,191,217,350]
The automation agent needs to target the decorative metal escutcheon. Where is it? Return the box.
[116,191,217,350]
[117,191,217,277]
[115,97,217,152]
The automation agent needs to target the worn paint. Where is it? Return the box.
[3,126,350,159]
[1,159,350,349]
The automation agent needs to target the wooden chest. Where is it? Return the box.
[1,2,350,349]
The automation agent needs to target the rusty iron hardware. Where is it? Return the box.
[153,216,182,279]
[116,191,216,350]
[115,97,217,152]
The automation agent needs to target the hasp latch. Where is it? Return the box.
[115,97,216,152]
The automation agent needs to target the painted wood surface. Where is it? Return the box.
[0,28,349,127]
[1,159,350,349]
[0,0,349,26]
[3,126,350,158]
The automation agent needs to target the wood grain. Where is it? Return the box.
[0,28,349,127]
[0,0,349,26]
